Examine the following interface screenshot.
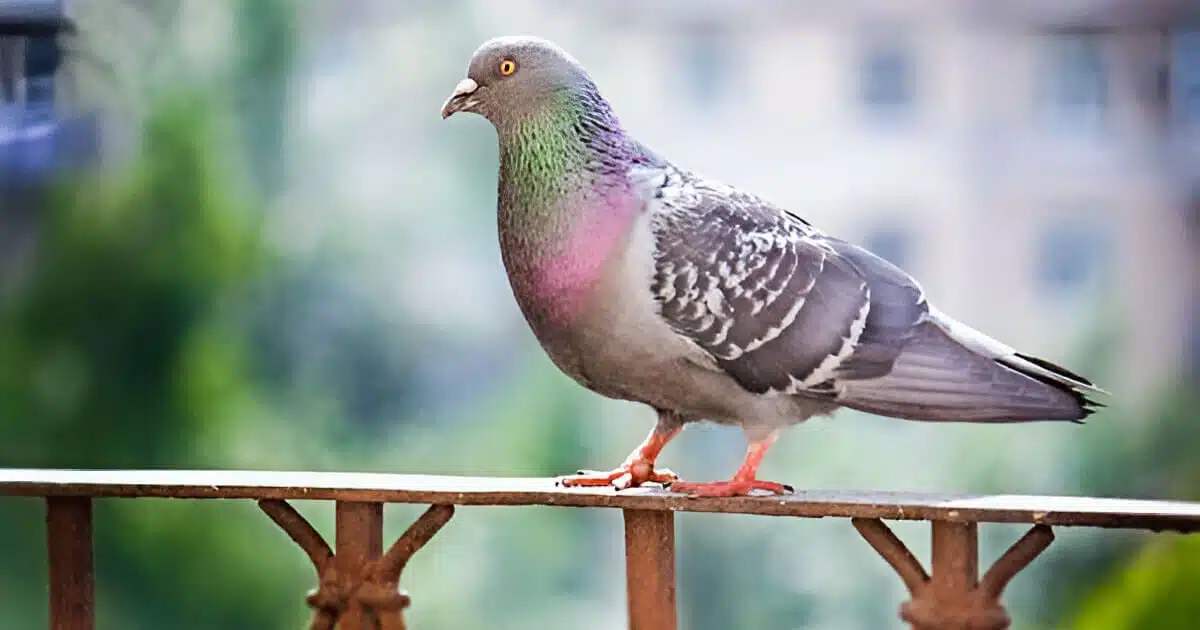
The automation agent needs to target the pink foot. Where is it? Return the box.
[669,479,794,497]
[558,460,678,490]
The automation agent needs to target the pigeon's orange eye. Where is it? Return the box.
[498,59,517,76]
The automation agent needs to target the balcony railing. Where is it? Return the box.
[2,469,1199,630]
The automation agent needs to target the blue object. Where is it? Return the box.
[0,1,97,184]
[0,103,97,184]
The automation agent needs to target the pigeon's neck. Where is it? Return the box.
[496,90,632,212]
[495,91,642,327]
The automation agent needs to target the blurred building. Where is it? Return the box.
[0,0,98,296]
[468,0,1200,394]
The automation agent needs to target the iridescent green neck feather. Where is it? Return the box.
[497,94,591,217]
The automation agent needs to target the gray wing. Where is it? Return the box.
[649,170,1103,422]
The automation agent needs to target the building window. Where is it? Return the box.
[0,38,19,104]
[1036,217,1110,300]
[1171,28,1200,130]
[0,36,57,125]
[679,22,732,109]
[1,0,61,107]
[1,3,80,182]
[1039,33,1108,132]
[859,34,915,122]
[862,225,913,271]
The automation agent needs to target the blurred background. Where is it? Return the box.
[0,0,1198,628]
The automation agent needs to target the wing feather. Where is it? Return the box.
[646,167,1103,422]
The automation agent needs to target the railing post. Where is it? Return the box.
[905,520,984,629]
[623,509,676,630]
[335,501,384,630]
[45,496,95,630]
[926,521,979,613]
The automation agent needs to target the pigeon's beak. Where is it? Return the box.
[440,78,479,119]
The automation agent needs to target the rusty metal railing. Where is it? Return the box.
[4,470,1200,630]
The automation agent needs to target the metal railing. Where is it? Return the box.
[2,469,1199,630]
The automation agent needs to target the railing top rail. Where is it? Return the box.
[2,468,1198,532]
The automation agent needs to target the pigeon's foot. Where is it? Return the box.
[668,479,793,498]
[558,413,685,491]
[558,461,678,490]
[668,429,790,497]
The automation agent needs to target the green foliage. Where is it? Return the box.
[0,95,260,468]
[679,516,816,630]
[1135,384,1200,502]
[231,0,296,195]
[1054,383,1200,630]
[0,92,306,629]
[1068,535,1200,630]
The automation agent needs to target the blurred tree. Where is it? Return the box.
[0,93,312,630]
[1011,315,1198,630]
[231,0,295,197]
[679,517,816,630]
[245,259,426,440]
[1061,383,1200,630]
[0,93,260,467]
[1068,534,1200,630]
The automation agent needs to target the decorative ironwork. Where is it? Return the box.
[854,518,1055,630]
[259,500,454,630]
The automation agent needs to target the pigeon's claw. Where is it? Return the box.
[668,479,793,498]
[559,414,684,490]
[558,462,678,490]
[667,429,791,497]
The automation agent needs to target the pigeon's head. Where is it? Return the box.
[440,36,594,125]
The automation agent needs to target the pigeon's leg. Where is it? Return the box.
[558,410,683,490]
[669,429,792,497]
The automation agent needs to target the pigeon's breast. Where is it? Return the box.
[505,201,823,425]
[498,190,638,343]
[551,212,768,421]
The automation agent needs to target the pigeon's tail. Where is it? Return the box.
[836,309,1106,423]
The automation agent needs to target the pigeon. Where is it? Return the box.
[440,36,1106,497]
